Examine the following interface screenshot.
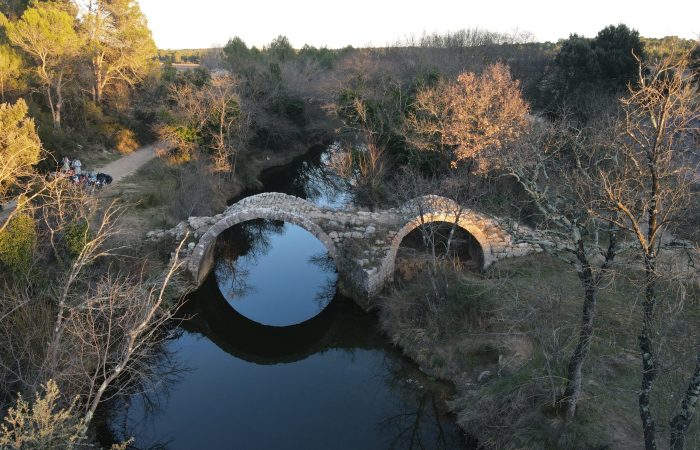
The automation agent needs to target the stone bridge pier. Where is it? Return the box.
[148,193,538,309]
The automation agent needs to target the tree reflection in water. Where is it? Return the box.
[231,143,350,208]
[213,218,338,326]
[309,251,337,310]
[102,143,472,449]
[214,218,286,302]
[98,326,188,450]
[378,362,470,449]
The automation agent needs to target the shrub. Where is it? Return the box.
[0,380,85,449]
[445,274,498,328]
[0,213,36,277]
[113,127,139,154]
[63,219,90,259]
[272,95,305,124]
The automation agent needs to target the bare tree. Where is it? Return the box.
[327,84,400,204]
[206,73,249,175]
[69,237,186,431]
[596,55,700,450]
[498,115,620,419]
[41,200,125,379]
[156,82,209,159]
[670,346,700,450]
[157,74,249,173]
[0,245,186,445]
[1,181,127,391]
[1,175,188,444]
[389,167,478,303]
[407,63,529,171]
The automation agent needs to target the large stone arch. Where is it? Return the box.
[188,206,339,286]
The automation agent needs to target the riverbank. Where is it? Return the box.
[379,250,700,449]
[101,141,472,449]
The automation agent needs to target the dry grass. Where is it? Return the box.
[380,252,700,449]
[104,156,225,231]
[66,145,121,171]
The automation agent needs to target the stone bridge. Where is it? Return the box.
[148,192,538,308]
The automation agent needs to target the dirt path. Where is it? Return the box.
[0,141,164,224]
[96,141,163,184]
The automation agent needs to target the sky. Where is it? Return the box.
[139,0,700,50]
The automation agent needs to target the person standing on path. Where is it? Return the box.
[71,158,82,175]
[61,156,71,173]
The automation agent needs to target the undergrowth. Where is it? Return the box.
[380,252,700,449]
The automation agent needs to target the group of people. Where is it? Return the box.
[60,156,82,175]
[57,156,113,190]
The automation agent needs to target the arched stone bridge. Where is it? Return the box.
[148,193,538,308]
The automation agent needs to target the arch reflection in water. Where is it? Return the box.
[188,273,342,363]
[148,276,471,450]
[105,143,472,450]
[214,219,338,327]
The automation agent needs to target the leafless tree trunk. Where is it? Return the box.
[37,190,124,379]
[598,54,700,449]
[207,74,248,176]
[76,236,187,432]
[561,227,617,417]
[670,351,700,450]
[1,176,189,439]
[500,115,620,419]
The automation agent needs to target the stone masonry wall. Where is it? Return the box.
[147,192,541,308]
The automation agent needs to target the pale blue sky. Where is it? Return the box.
[139,0,700,49]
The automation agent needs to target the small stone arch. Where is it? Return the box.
[381,195,503,284]
[386,212,493,277]
[188,208,339,286]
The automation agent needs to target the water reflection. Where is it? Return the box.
[106,143,469,449]
[98,327,187,450]
[187,274,341,363]
[232,143,351,208]
[214,219,338,326]
[110,286,467,449]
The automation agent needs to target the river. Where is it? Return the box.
[107,144,470,449]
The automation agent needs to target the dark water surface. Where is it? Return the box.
[110,144,469,449]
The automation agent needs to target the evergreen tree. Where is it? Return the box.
[223,36,249,68]
[82,0,157,104]
[0,98,41,201]
[4,1,81,129]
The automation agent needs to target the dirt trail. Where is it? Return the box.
[96,141,163,184]
[0,141,164,224]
